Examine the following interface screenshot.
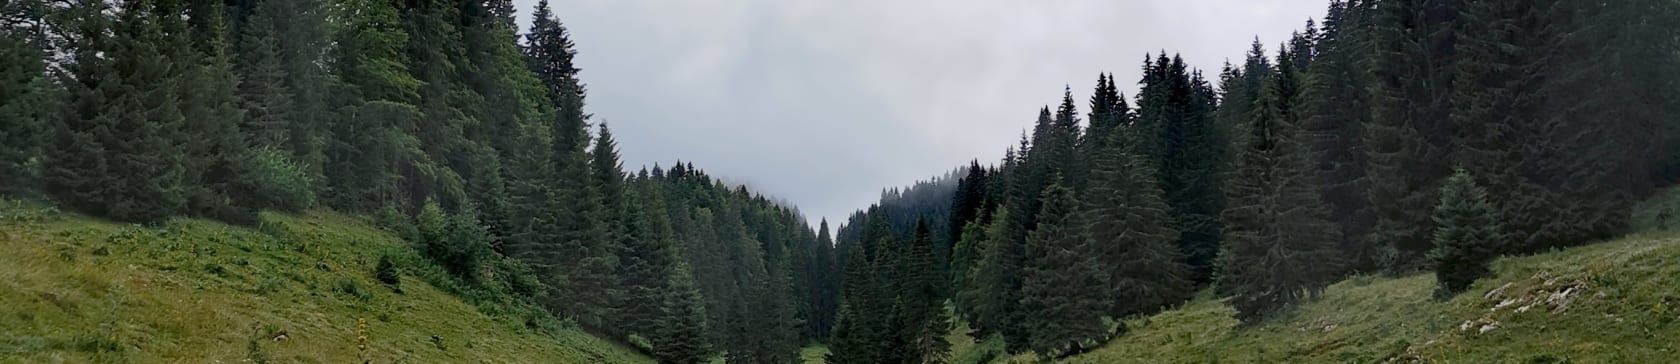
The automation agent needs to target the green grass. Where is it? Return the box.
[1058,234,1680,363]
[0,200,651,363]
[800,344,830,363]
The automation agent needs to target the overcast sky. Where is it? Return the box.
[511,0,1328,227]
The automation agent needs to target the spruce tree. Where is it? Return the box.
[1300,0,1377,273]
[235,0,294,150]
[1217,53,1343,323]
[324,0,421,211]
[615,183,668,339]
[271,0,333,183]
[1364,0,1458,270]
[1081,134,1190,320]
[46,0,117,217]
[948,210,989,298]
[51,1,189,223]
[896,220,952,364]
[592,122,629,334]
[1134,54,1224,285]
[961,198,1026,349]
[0,8,53,196]
[179,0,272,222]
[653,262,711,364]
[827,245,881,364]
[1429,168,1503,297]
[1020,176,1108,357]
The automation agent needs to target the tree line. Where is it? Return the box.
[827,0,1680,360]
[0,0,840,363]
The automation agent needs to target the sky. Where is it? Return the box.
[511,0,1328,227]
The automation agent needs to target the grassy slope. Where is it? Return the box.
[0,201,651,363]
[1053,192,1680,363]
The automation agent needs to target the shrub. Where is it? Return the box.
[375,254,401,291]
[373,205,418,243]
[335,277,370,301]
[494,259,548,301]
[415,201,493,283]
[236,147,315,213]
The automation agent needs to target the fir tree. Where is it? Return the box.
[1134,54,1224,285]
[1429,168,1503,297]
[615,183,668,339]
[1081,134,1190,320]
[179,0,273,222]
[1217,51,1342,323]
[235,0,294,150]
[1300,0,1377,273]
[827,245,881,364]
[0,6,54,196]
[653,262,710,364]
[1364,0,1458,270]
[324,0,421,212]
[49,1,189,223]
[897,220,952,364]
[1020,176,1108,357]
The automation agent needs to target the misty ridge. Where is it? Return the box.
[1,0,1678,363]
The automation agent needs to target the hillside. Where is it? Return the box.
[947,191,1680,363]
[0,201,651,363]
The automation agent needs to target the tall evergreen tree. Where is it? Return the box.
[653,262,711,364]
[323,0,422,212]
[1217,51,1343,323]
[1134,54,1224,285]
[234,0,294,150]
[896,220,952,364]
[827,245,881,364]
[1020,176,1108,357]
[0,2,54,196]
[49,0,189,223]
[615,180,670,339]
[180,0,282,222]
[1081,134,1190,321]
[1300,0,1378,272]
[1363,0,1458,270]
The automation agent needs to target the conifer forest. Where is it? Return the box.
[2,0,1678,363]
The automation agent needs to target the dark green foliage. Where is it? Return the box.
[653,263,709,364]
[948,212,987,301]
[0,4,54,196]
[1429,169,1503,297]
[617,175,675,339]
[1020,177,1108,357]
[1081,135,1190,320]
[376,254,402,289]
[1134,54,1224,286]
[48,0,188,223]
[234,0,294,150]
[1217,47,1344,323]
[961,204,1026,350]
[827,245,881,364]
[897,221,952,363]
[416,200,494,282]
[1299,0,1378,273]
[1363,0,1458,270]
[949,161,990,249]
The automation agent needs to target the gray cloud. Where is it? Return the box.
[514,0,1326,226]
